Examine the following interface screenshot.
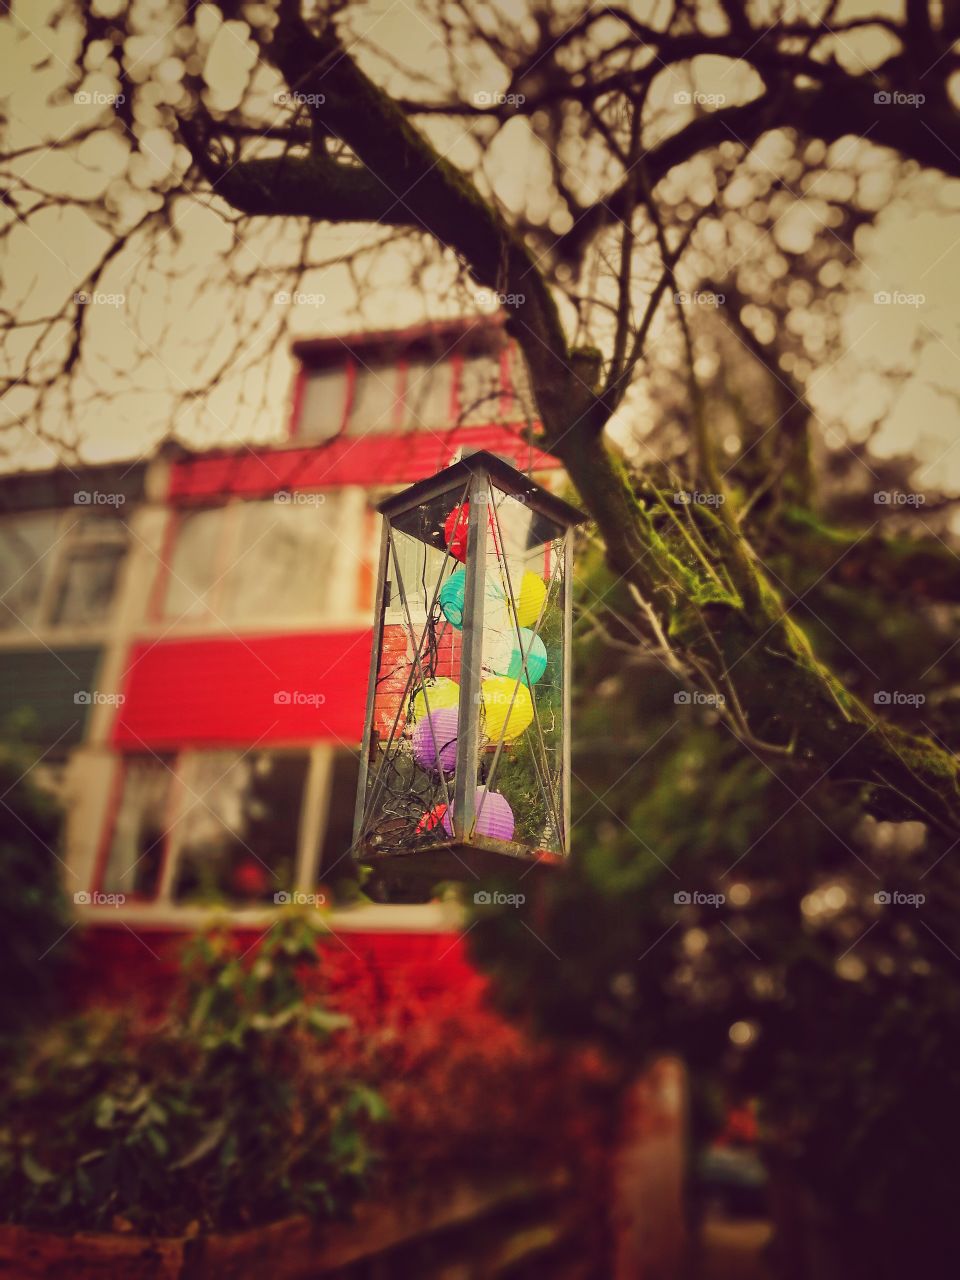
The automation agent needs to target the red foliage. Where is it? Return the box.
[70,924,623,1259]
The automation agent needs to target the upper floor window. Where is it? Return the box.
[158,493,361,624]
[293,341,536,441]
[0,510,127,632]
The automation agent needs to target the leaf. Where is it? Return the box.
[146,1127,169,1157]
[348,1084,389,1123]
[22,1153,56,1185]
[249,1007,298,1032]
[167,1117,227,1171]
[306,1008,352,1035]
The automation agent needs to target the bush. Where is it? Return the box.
[0,736,69,1040]
[0,918,386,1234]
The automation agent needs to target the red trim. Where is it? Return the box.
[168,429,559,503]
[342,359,357,432]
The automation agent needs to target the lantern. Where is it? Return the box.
[353,450,584,880]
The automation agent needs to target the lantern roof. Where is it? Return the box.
[376,450,587,528]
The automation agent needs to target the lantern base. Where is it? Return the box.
[359,834,561,899]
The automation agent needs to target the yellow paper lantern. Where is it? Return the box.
[515,571,547,627]
[481,677,534,743]
[411,677,460,722]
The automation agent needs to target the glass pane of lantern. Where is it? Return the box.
[475,482,567,854]
[355,456,579,874]
[358,481,470,855]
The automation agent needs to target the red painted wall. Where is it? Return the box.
[69,925,479,1021]
[168,428,560,503]
[113,631,372,747]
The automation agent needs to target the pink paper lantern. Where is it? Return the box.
[442,789,515,841]
[412,706,459,774]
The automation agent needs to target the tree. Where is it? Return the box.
[5,3,960,1271]
[3,0,959,829]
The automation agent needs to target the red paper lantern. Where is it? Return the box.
[416,803,448,833]
[443,503,470,562]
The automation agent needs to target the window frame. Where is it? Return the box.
[0,507,128,638]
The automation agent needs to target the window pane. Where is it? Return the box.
[162,508,227,620]
[346,364,400,435]
[459,354,504,424]
[402,359,453,429]
[298,365,348,442]
[102,758,171,897]
[0,511,61,630]
[220,498,342,620]
[318,749,360,881]
[172,750,306,904]
[50,521,127,625]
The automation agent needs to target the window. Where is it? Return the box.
[317,748,360,879]
[160,496,356,623]
[297,364,349,442]
[292,341,536,440]
[220,501,338,620]
[49,517,128,625]
[171,750,306,905]
[101,757,171,898]
[100,748,328,907]
[346,364,401,435]
[401,360,454,429]
[0,510,126,632]
[162,507,225,621]
[459,353,505,424]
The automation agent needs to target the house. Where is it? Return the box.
[0,315,563,934]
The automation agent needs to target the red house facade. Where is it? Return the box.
[0,316,564,936]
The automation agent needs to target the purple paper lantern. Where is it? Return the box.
[412,706,459,774]
[442,788,515,841]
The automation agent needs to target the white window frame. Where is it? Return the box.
[0,508,128,643]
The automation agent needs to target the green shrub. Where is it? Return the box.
[0,918,386,1234]
[0,735,69,1040]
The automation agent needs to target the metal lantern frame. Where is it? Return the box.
[352,450,585,882]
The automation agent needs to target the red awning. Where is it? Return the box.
[113,631,372,747]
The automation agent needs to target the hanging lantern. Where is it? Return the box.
[440,567,511,632]
[443,503,470,562]
[487,627,548,685]
[513,570,547,627]
[480,676,534,742]
[412,706,459,774]
[411,677,459,722]
[441,789,515,841]
[353,450,585,881]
